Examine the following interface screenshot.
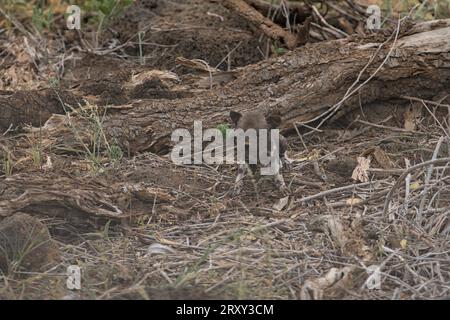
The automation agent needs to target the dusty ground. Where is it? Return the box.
[0,0,449,300]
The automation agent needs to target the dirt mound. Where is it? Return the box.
[0,213,60,274]
[108,0,265,71]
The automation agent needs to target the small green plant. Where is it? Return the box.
[48,77,60,88]
[433,0,450,18]
[30,144,42,169]
[29,128,44,169]
[216,123,230,138]
[271,40,287,56]
[138,31,145,65]
[77,0,134,26]
[272,45,287,55]
[57,99,124,173]
[2,148,14,177]
[108,144,123,164]
[32,6,53,31]
[101,220,111,239]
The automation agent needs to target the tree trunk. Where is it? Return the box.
[4,20,450,155]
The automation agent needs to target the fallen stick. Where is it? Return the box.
[245,0,311,25]
[222,0,299,49]
[298,180,383,203]
[417,137,445,221]
[382,158,450,216]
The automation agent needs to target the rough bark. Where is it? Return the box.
[4,20,450,156]
[0,174,124,220]
[222,0,300,49]
[104,19,450,154]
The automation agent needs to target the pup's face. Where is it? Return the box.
[229,110,281,130]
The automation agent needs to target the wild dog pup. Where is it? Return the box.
[229,110,290,196]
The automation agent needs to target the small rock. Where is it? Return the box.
[0,213,60,274]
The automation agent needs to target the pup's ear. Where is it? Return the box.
[229,111,242,126]
[266,114,282,128]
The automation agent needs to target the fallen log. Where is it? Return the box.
[9,20,450,156]
[0,162,209,222]
[0,70,186,132]
[0,174,125,220]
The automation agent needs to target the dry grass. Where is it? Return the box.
[2,106,448,299]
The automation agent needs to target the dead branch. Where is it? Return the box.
[2,20,450,157]
[382,158,450,217]
[222,0,299,49]
[244,0,311,25]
